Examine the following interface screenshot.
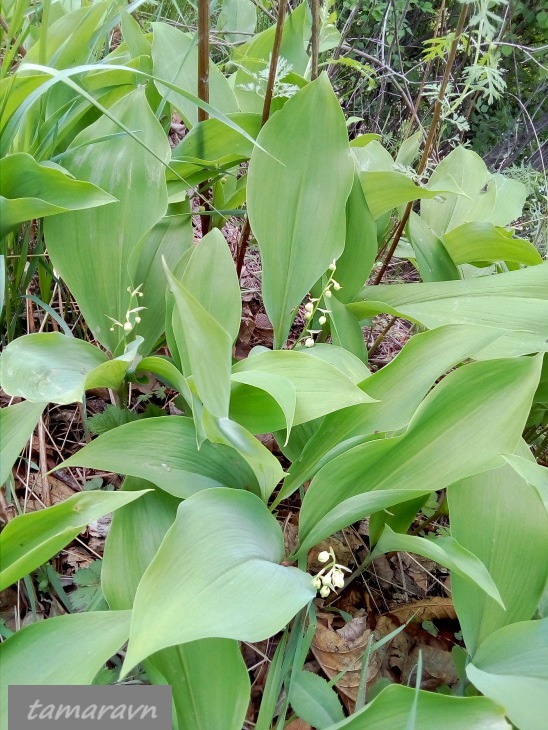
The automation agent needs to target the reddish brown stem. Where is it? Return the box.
[236,0,289,277]
[197,1,210,236]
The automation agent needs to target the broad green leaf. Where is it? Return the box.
[322,684,509,730]
[289,670,344,728]
[502,453,548,510]
[395,130,422,167]
[231,371,297,438]
[230,349,373,434]
[421,146,526,236]
[0,333,141,405]
[359,170,464,220]
[297,342,370,383]
[102,478,250,730]
[202,413,285,501]
[59,416,259,499]
[217,0,257,43]
[128,200,193,348]
[146,640,250,730]
[44,87,170,354]
[170,113,261,181]
[134,355,193,404]
[351,139,393,171]
[151,22,238,128]
[280,324,502,501]
[328,293,369,364]
[350,262,548,358]
[442,222,542,266]
[0,610,132,730]
[372,526,503,606]
[247,74,354,348]
[467,619,548,730]
[0,400,45,486]
[103,478,180,611]
[448,447,548,654]
[296,355,542,557]
[0,489,150,591]
[180,228,242,343]
[407,210,460,282]
[120,9,151,59]
[165,264,232,418]
[0,153,115,239]
[122,489,315,674]
[335,173,378,302]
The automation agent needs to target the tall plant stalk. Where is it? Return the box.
[372,2,470,287]
[236,0,289,277]
[197,0,210,236]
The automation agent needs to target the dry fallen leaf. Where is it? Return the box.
[387,597,457,623]
[311,612,381,701]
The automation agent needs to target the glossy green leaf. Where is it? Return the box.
[442,222,542,266]
[359,170,464,220]
[502,453,548,510]
[230,349,373,433]
[170,113,261,182]
[151,22,237,128]
[44,87,170,354]
[0,489,150,591]
[103,478,250,730]
[335,173,378,302]
[467,619,548,730]
[202,413,285,501]
[122,489,315,674]
[289,671,344,728]
[322,684,509,730]
[217,0,257,43]
[59,416,259,499]
[281,324,502,501]
[372,525,503,606]
[0,334,141,405]
[421,146,527,236]
[165,264,232,418]
[395,130,422,167]
[247,74,354,347]
[448,447,548,655]
[231,371,297,438]
[297,343,370,383]
[0,400,45,486]
[0,611,132,730]
[407,210,460,282]
[0,153,115,239]
[350,262,548,359]
[128,200,193,346]
[328,293,369,364]
[180,228,242,343]
[296,355,542,557]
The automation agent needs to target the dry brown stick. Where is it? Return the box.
[197,1,211,237]
[372,2,470,287]
[311,0,320,81]
[0,14,27,57]
[236,0,289,277]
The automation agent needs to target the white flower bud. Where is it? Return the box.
[305,337,315,348]
[320,585,330,598]
[318,550,330,563]
[333,281,341,291]
[318,315,327,325]
[304,311,312,320]
[329,260,337,271]
[135,316,141,324]
[324,289,332,298]
[311,576,322,590]
[332,571,345,589]
[123,321,132,332]
[305,302,314,313]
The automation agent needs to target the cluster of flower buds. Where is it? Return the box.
[311,547,351,599]
[107,284,146,334]
[300,260,342,348]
